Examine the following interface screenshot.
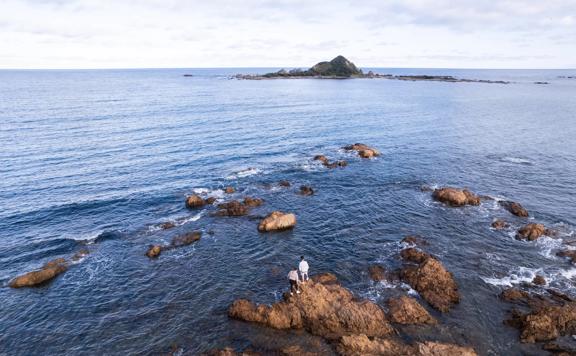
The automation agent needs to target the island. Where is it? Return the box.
[233,55,510,84]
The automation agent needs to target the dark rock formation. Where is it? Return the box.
[309,55,363,77]
[387,296,437,325]
[516,223,547,241]
[186,194,205,208]
[499,201,529,217]
[299,185,314,196]
[432,187,480,206]
[171,231,201,247]
[9,258,68,288]
[257,211,296,232]
[217,200,249,216]
[400,249,460,312]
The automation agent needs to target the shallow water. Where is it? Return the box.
[1,68,576,355]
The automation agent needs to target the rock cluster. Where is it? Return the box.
[313,155,348,168]
[387,296,436,325]
[343,143,380,159]
[515,223,548,241]
[257,211,296,232]
[432,187,480,206]
[146,231,202,258]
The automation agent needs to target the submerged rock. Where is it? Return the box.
[257,211,296,232]
[243,197,263,207]
[229,275,394,340]
[368,265,386,282]
[532,275,546,286]
[278,180,291,187]
[500,288,530,302]
[217,200,249,216]
[71,249,90,261]
[387,296,437,325]
[205,197,217,205]
[171,231,201,247]
[400,249,460,312]
[491,219,509,230]
[499,201,529,217]
[343,143,380,159]
[516,223,546,241]
[159,221,176,230]
[299,185,314,196]
[432,187,480,206]
[556,250,576,264]
[313,155,329,165]
[9,258,68,288]
[185,194,205,208]
[146,245,163,258]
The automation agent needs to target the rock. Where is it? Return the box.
[400,250,460,312]
[159,221,176,230]
[224,187,235,194]
[299,185,314,196]
[500,288,530,302]
[71,249,90,261]
[146,245,162,258]
[387,296,437,325]
[499,201,529,217]
[309,55,363,77]
[229,277,394,340]
[186,194,205,208]
[556,250,576,264]
[420,185,434,192]
[217,200,249,216]
[368,265,386,282]
[401,235,428,246]
[171,231,201,247]
[311,272,339,285]
[516,223,546,241]
[313,155,329,165]
[205,197,217,204]
[279,180,291,187]
[325,160,348,168]
[343,143,380,158]
[258,211,296,232]
[9,258,68,288]
[491,219,509,230]
[432,187,480,206]
[533,275,546,286]
[243,197,263,207]
[336,334,477,356]
[202,348,260,356]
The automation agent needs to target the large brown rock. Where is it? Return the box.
[343,143,380,159]
[401,250,460,312]
[229,276,394,340]
[432,187,480,206]
[513,303,576,343]
[217,200,249,216]
[171,231,201,247]
[516,223,546,241]
[499,200,529,217]
[9,258,68,288]
[336,334,477,356]
[388,296,436,325]
[185,194,205,208]
[257,211,296,232]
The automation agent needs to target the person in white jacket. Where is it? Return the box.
[299,256,309,282]
[287,267,300,295]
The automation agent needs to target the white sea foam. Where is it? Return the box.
[500,156,533,165]
[535,236,564,258]
[225,167,262,180]
[179,211,204,224]
[481,266,542,287]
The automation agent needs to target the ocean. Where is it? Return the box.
[1,68,575,355]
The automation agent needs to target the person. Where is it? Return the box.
[287,267,300,295]
[299,256,309,282]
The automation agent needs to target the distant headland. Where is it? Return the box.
[232,55,511,84]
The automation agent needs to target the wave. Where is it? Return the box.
[499,156,533,165]
[225,167,263,180]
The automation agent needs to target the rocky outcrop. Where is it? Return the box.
[171,231,201,247]
[500,288,530,302]
[299,185,314,196]
[217,200,249,216]
[309,55,363,77]
[499,201,529,217]
[432,187,480,207]
[368,265,386,282]
[491,219,509,230]
[516,223,546,241]
[507,301,576,343]
[311,272,339,285]
[314,155,348,169]
[343,143,380,159]
[257,211,296,232]
[186,194,206,208]
[229,275,394,340]
[336,334,477,356]
[243,197,263,207]
[9,258,68,288]
[387,296,436,325]
[400,249,460,312]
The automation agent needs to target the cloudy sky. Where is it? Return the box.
[1,0,575,69]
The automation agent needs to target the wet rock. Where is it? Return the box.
[499,201,529,217]
[279,345,320,356]
[217,200,249,216]
[313,155,329,165]
[171,231,201,247]
[205,197,217,204]
[533,275,546,286]
[491,219,509,230]
[500,288,530,302]
[325,160,348,168]
[185,194,205,208]
[146,245,163,258]
[278,180,291,187]
[229,277,394,340]
[387,296,437,325]
[432,187,480,206]
[299,185,314,196]
[203,348,260,356]
[311,272,339,285]
[257,211,296,232]
[368,265,386,282]
[243,197,263,207]
[159,221,176,230]
[224,186,235,194]
[479,195,495,201]
[556,250,576,264]
[400,250,459,312]
[343,143,380,158]
[401,235,428,246]
[9,258,68,288]
[516,223,546,241]
[417,342,477,356]
[71,249,90,261]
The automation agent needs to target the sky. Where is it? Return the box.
[1,0,575,69]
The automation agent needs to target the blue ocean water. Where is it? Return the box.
[1,68,575,355]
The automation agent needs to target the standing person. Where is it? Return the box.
[299,256,309,282]
[287,267,300,295]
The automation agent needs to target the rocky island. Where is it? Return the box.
[233,55,510,84]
